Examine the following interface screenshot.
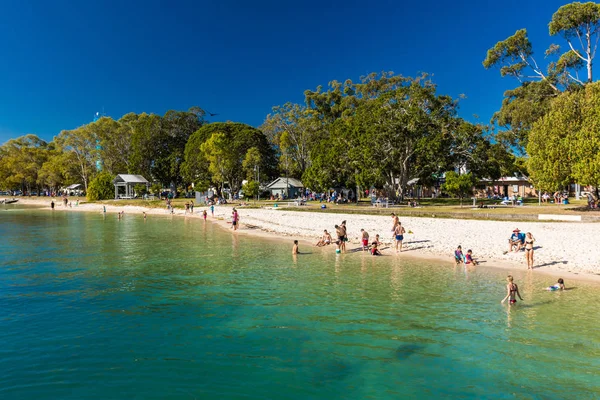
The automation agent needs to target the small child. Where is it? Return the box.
[374,234,382,247]
[454,245,464,265]
[546,278,565,291]
[203,210,207,220]
[143,212,147,220]
[292,240,299,255]
[465,249,478,266]
[361,229,369,251]
[371,242,381,256]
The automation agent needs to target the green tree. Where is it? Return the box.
[55,126,97,191]
[87,172,115,201]
[242,147,262,181]
[242,180,260,199]
[528,82,600,190]
[200,132,235,196]
[261,103,319,177]
[442,171,476,206]
[0,135,49,193]
[483,2,600,151]
[549,2,600,83]
[182,122,277,193]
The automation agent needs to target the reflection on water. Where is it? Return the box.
[0,207,599,399]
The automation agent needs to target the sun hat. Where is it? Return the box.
[513,228,520,232]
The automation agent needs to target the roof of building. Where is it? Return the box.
[266,177,304,189]
[113,174,149,184]
[480,176,530,183]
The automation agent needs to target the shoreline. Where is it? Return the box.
[9,198,600,284]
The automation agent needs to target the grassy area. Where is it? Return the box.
[86,197,600,221]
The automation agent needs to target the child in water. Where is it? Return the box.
[292,240,299,255]
[545,278,565,291]
[454,246,464,265]
[501,275,523,304]
[465,249,478,266]
[203,210,207,220]
[361,229,369,251]
[371,242,381,256]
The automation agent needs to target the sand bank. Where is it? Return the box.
[11,198,600,282]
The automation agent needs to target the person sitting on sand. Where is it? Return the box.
[371,242,381,256]
[292,240,299,255]
[361,229,369,251]
[315,230,332,247]
[545,278,565,291]
[465,249,478,266]
[454,245,464,265]
[501,275,523,304]
[508,229,524,253]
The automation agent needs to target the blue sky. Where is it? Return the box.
[0,0,571,144]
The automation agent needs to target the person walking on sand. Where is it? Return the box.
[391,213,399,237]
[501,275,523,304]
[190,201,194,214]
[203,210,207,221]
[361,229,369,251]
[210,204,214,217]
[524,232,535,270]
[394,222,405,253]
[292,240,299,255]
[51,200,55,210]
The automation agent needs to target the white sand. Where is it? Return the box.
[12,198,600,279]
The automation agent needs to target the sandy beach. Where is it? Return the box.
[11,198,600,282]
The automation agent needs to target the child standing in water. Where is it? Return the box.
[501,275,523,304]
[361,229,369,251]
[292,240,299,255]
[203,210,207,221]
[210,204,214,217]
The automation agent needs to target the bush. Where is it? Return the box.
[242,180,260,198]
[87,172,115,201]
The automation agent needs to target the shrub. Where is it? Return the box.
[87,172,115,201]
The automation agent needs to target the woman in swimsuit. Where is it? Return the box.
[501,275,523,304]
[524,232,535,270]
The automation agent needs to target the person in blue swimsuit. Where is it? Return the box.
[545,278,565,291]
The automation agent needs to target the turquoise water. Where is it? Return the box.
[1,206,599,399]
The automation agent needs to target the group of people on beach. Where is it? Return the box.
[311,213,409,256]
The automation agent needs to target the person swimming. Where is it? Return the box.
[546,278,565,291]
[501,275,523,304]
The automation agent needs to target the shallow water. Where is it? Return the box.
[1,206,599,399]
